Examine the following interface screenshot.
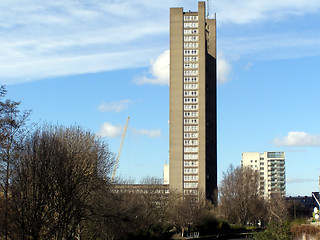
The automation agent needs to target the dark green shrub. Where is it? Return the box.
[253,221,292,240]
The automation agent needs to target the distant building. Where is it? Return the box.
[286,192,320,219]
[163,164,169,185]
[169,1,217,203]
[242,152,285,198]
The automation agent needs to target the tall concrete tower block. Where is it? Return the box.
[169,2,217,203]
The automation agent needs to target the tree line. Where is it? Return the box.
[0,85,296,239]
[0,86,215,240]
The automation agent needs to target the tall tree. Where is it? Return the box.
[219,165,267,226]
[10,125,114,240]
[0,85,30,240]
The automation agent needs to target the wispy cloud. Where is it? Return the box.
[98,99,132,113]
[287,177,318,184]
[274,131,320,147]
[134,50,169,85]
[132,128,162,138]
[97,122,123,138]
[2,0,320,84]
[220,33,320,61]
[0,0,173,84]
[214,0,320,25]
[97,122,162,139]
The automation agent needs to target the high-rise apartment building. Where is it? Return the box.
[169,2,217,202]
[242,152,286,198]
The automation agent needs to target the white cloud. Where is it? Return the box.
[136,50,233,86]
[132,128,162,138]
[217,56,231,84]
[287,177,318,184]
[134,50,169,85]
[97,122,123,138]
[98,99,132,113]
[274,131,320,147]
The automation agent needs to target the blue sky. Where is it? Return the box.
[2,0,320,196]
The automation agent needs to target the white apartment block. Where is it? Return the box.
[242,152,285,199]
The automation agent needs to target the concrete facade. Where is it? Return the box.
[169,2,217,202]
[242,152,286,198]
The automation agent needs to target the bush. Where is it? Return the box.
[197,215,220,235]
[291,224,320,239]
[253,221,292,240]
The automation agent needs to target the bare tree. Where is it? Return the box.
[219,165,267,226]
[10,125,114,240]
[166,192,215,238]
[101,177,171,239]
[0,85,31,240]
[267,193,289,224]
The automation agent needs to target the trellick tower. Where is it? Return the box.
[169,1,217,202]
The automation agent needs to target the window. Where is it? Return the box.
[184,63,198,69]
[184,119,198,124]
[183,15,198,21]
[184,84,198,90]
[184,77,198,83]
[184,139,198,146]
[184,29,192,35]
[184,168,198,174]
[183,98,198,103]
[267,152,284,158]
[184,91,198,96]
[183,153,198,160]
[184,189,198,195]
[184,42,198,48]
[183,22,198,28]
[184,160,198,167]
[184,125,198,131]
[184,132,198,138]
[184,70,198,76]
[184,154,198,160]
[190,98,198,103]
[184,112,198,118]
[184,50,198,56]
[184,56,198,62]
[184,175,198,181]
[184,29,198,35]
[184,104,198,111]
[184,36,198,42]
[184,182,198,188]
[184,147,198,153]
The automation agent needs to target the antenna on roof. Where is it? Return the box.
[206,0,210,18]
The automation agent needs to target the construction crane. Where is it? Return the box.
[111,116,130,183]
